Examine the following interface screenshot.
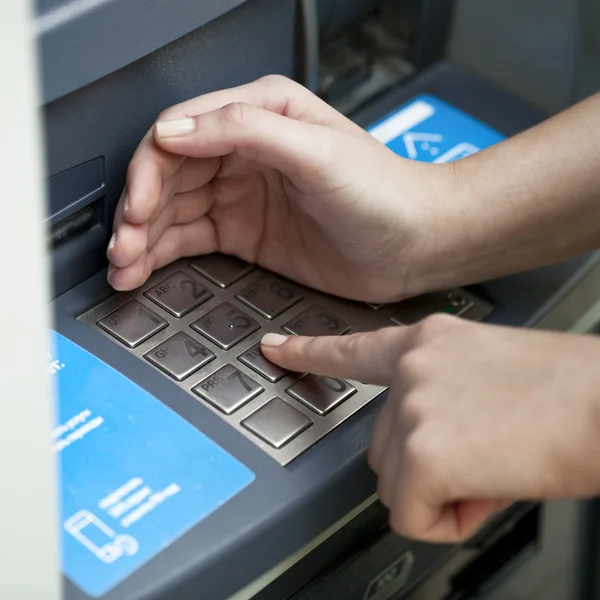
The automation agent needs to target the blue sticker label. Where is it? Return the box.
[49,331,255,597]
[367,94,505,162]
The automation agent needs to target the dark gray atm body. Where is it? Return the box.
[39,1,591,599]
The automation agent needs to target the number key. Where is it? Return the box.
[236,274,303,319]
[97,300,167,348]
[190,302,260,350]
[144,271,212,318]
[190,253,255,288]
[282,305,349,337]
[144,332,215,381]
[287,374,356,415]
[192,365,263,414]
[238,342,289,383]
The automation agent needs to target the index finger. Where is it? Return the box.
[260,327,410,386]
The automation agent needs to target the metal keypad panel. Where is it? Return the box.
[78,253,494,465]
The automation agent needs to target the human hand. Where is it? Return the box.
[106,75,453,302]
[260,316,600,543]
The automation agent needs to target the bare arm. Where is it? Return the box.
[408,92,600,294]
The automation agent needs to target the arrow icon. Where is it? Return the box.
[402,133,443,159]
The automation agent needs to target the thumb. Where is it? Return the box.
[260,328,409,386]
[153,102,336,189]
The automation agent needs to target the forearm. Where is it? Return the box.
[413,92,600,293]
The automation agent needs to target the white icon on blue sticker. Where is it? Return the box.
[64,510,139,564]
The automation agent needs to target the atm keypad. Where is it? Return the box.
[282,305,350,337]
[97,300,167,348]
[193,365,263,415]
[144,332,215,381]
[79,253,494,465]
[287,375,356,416]
[191,302,260,350]
[144,271,212,318]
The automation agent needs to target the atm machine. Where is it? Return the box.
[36,0,598,598]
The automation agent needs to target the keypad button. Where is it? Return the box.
[144,271,212,318]
[190,253,255,288]
[193,365,263,415]
[190,302,260,350]
[97,300,167,348]
[235,274,303,319]
[144,332,215,381]
[286,375,356,416]
[282,305,350,337]
[241,398,312,448]
[389,290,473,326]
[238,342,289,383]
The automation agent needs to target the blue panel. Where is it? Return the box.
[367,93,506,162]
[49,331,255,597]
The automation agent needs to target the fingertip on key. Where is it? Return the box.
[261,333,288,347]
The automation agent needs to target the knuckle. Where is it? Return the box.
[388,510,415,539]
[221,101,252,127]
[403,429,443,478]
[396,390,424,427]
[376,477,390,508]
[395,348,428,382]
[342,331,367,363]
[296,335,319,364]
[413,312,457,341]
[258,73,294,89]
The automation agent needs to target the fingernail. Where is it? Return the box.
[261,333,288,347]
[123,195,130,213]
[156,117,195,138]
[108,232,117,251]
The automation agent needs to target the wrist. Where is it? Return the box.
[399,159,476,297]
[401,148,537,297]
